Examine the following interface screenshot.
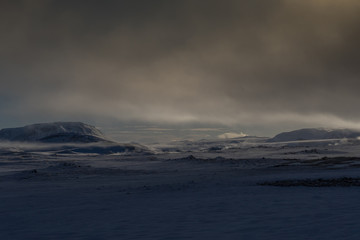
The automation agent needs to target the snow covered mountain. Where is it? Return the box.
[269,128,360,142]
[0,122,108,143]
[0,122,153,154]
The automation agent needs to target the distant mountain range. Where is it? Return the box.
[2,122,360,153]
[269,128,360,142]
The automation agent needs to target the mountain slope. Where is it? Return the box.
[0,122,107,143]
[0,122,153,154]
[269,128,360,142]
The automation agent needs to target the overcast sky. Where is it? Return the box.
[1,0,360,142]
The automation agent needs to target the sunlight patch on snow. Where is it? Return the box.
[218,132,248,139]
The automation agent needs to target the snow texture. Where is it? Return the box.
[2,125,360,239]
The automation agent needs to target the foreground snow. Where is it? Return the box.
[2,136,360,239]
[1,154,360,239]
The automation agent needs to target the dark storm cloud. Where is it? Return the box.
[1,0,360,130]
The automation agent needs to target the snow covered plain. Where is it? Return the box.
[2,126,360,239]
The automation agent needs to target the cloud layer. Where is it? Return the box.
[1,0,360,131]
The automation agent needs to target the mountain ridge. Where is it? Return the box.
[0,122,108,143]
[269,128,360,142]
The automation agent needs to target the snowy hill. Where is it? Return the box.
[269,128,360,142]
[0,122,107,143]
[0,122,153,155]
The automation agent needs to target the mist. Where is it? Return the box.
[1,0,360,138]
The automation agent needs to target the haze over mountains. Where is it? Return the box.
[2,122,360,157]
[2,122,360,145]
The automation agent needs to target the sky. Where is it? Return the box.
[1,0,360,143]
